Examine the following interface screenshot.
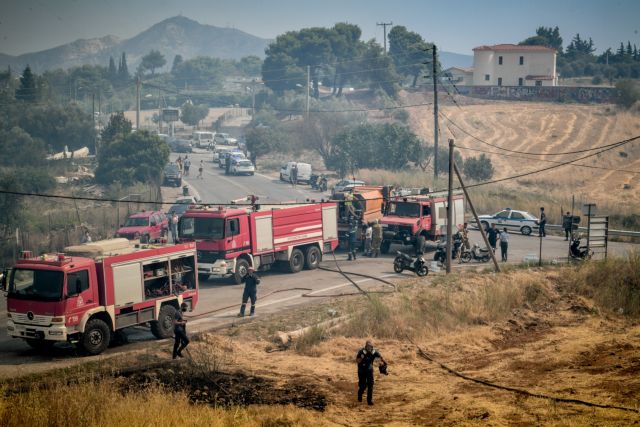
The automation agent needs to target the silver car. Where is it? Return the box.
[477,209,539,236]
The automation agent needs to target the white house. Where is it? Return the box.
[443,67,474,86]
[471,44,557,87]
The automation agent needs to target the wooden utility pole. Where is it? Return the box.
[306,65,310,120]
[432,44,439,185]
[453,163,500,272]
[446,139,454,273]
[136,77,141,130]
[377,22,393,53]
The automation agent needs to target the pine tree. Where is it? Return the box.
[15,65,37,102]
[617,42,625,57]
[626,41,633,58]
[108,56,117,81]
[634,45,639,61]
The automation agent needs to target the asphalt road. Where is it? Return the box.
[0,149,636,371]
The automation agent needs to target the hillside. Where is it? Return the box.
[403,92,640,215]
[0,16,271,73]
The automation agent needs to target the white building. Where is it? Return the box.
[472,44,557,87]
[443,67,474,86]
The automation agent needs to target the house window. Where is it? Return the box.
[497,77,503,86]
[519,56,524,65]
[535,80,542,86]
[484,74,490,81]
[518,78,524,86]
[498,56,503,65]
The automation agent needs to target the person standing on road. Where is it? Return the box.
[171,212,179,244]
[499,227,509,262]
[347,219,358,261]
[356,340,387,406]
[538,207,547,237]
[238,267,260,317]
[487,223,498,252]
[183,156,191,176]
[172,302,190,359]
[364,222,373,256]
[176,156,183,172]
[371,219,383,258]
[290,163,298,187]
[197,160,204,179]
[225,154,231,175]
[562,211,572,241]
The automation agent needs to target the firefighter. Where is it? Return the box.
[238,266,260,317]
[172,302,190,359]
[347,219,358,261]
[344,191,356,218]
[371,219,383,258]
[356,340,387,406]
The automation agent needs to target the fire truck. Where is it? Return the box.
[3,239,198,355]
[381,191,465,254]
[179,202,339,284]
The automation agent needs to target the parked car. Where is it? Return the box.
[280,162,312,184]
[168,138,192,153]
[162,163,182,187]
[212,146,237,162]
[116,211,169,243]
[167,196,202,218]
[218,150,245,168]
[214,133,238,145]
[476,208,539,236]
[331,179,366,195]
[230,159,255,176]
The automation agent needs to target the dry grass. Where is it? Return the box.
[0,378,323,427]
[293,325,328,356]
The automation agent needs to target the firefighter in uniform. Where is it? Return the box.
[356,340,387,406]
[371,219,383,258]
[238,267,260,317]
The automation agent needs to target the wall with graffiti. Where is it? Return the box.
[468,86,615,103]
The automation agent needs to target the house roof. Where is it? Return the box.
[473,44,556,53]
[444,66,474,73]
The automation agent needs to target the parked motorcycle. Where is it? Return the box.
[570,236,593,260]
[433,236,462,264]
[310,174,328,192]
[393,251,428,276]
[460,242,491,263]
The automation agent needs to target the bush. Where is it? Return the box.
[591,75,603,85]
[614,79,640,109]
[463,154,494,181]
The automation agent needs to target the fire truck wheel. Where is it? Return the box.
[80,319,111,355]
[381,240,391,254]
[233,259,250,284]
[151,305,177,339]
[25,339,55,351]
[287,248,304,273]
[304,246,321,270]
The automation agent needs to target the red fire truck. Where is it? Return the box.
[3,239,198,355]
[179,202,339,284]
[381,191,465,254]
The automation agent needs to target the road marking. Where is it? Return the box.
[189,273,398,325]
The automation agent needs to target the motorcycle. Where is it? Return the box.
[393,251,428,276]
[570,236,593,260]
[310,174,328,192]
[433,236,462,264]
[460,242,491,263]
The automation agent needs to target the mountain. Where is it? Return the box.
[439,51,474,69]
[0,16,271,73]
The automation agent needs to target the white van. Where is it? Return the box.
[192,131,215,149]
[280,162,312,184]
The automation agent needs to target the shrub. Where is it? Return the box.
[614,79,640,109]
[463,154,495,181]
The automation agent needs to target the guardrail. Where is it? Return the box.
[545,224,640,238]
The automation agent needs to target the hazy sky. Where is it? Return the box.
[1,0,639,56]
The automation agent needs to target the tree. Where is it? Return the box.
[172,56,224,89]
[101,112,132,144]
[614,79,640,109]
[463,154,494,181]
[171,54,183,73]
[245,126,279,166]
[520,26,563,53]
[0,126,47,166]
[388,26,433,87]
[108,56,117,81]
[237,56,262,76]
[118,52,129,82]
[95,130,169,186]
[15,65,37,102]
[180,102,209,127]
[140,50,167,76]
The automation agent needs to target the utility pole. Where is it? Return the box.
[377,22,393,53]
[157,88,162,134]
[432,44,439,185]
[306,65,310,120]
[92,92,96,155]
[136,76,141,130]
[446,139,454,273]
